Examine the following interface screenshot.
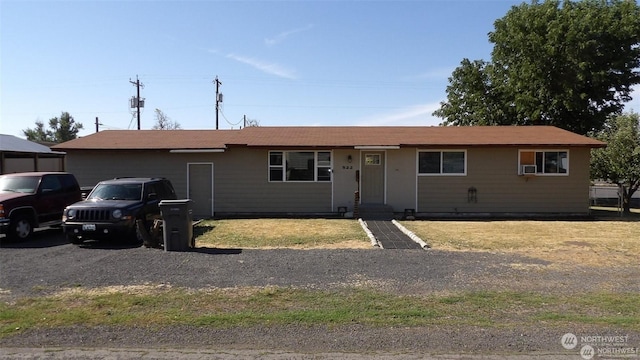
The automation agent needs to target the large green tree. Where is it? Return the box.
[590,112,640,213]
[434,0,640,135]
[23,112,84,143]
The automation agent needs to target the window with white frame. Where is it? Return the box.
[418,150,466,175]
[519,150,569,175]
[269,151,332,182]
[364,154,381,165]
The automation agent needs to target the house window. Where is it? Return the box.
[365,154,381,165]
[317,152,332,181]
[519,150,569,175]
[269,151,332,182]
[269,152,284,181]
[418,150,466,175]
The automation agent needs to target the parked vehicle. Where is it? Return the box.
[0,172,82,240]
[62,177,177,244]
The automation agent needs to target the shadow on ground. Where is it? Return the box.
[0,228,67,249]
[590,207,640,221]
[193,247,242,255]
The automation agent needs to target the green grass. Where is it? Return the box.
[2,287,638,337]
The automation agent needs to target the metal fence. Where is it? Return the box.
[590,185,640,208]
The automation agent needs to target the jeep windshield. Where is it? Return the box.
[0,176,39,194]
[87,183,142,201]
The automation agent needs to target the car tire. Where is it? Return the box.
[9,215,33,241]
[67,233,83,245]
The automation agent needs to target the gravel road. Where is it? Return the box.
[1,229,639,359]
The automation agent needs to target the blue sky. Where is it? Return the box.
[2,0,639,139]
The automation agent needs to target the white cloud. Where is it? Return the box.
[226,53,297,80]
[356,102,443,126]
[265,24,314,47]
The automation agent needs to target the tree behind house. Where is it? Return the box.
[590,112,640,214]
[434,0,640,135]
[152,109,181,130]
[23,112,84,143]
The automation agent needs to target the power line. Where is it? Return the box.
[219,107,242,127]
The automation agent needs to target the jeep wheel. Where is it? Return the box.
[67,233,83,245]
[9,216,33,241]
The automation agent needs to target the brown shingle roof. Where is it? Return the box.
[52,130,239,150]
[52,126,605,151]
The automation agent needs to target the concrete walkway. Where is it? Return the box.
[357,204,426,249]
[361,220,423,249]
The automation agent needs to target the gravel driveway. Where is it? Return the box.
[1,229,639,359]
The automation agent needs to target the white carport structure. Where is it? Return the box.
[0,134,66,174]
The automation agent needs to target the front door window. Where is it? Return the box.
[365,154,381,166]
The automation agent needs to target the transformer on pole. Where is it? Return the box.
[214,76,222,130]
[129,75,145,130]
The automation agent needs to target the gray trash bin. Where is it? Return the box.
[159,199,194,251]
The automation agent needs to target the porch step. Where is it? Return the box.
[358,204,394,220]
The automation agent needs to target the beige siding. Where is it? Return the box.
[213,148,331,213]
[65,148,332,214]
[64,150,191,196]
[417,147,592,214]
[65,145,593,216]
[332,149,359,212]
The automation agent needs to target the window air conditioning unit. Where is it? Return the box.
[521,165,537,175]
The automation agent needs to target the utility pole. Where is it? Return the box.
[129,75,145,130]
[95,117,99,133]
[214,76,222,130]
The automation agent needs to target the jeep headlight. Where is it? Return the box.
[67,209,76,219]
[112,209,123,219]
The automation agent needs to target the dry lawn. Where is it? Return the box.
[194,216,639,267]
[401,220,640,267]
[195,219,371,249]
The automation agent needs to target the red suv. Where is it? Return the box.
[0,172,82,240]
